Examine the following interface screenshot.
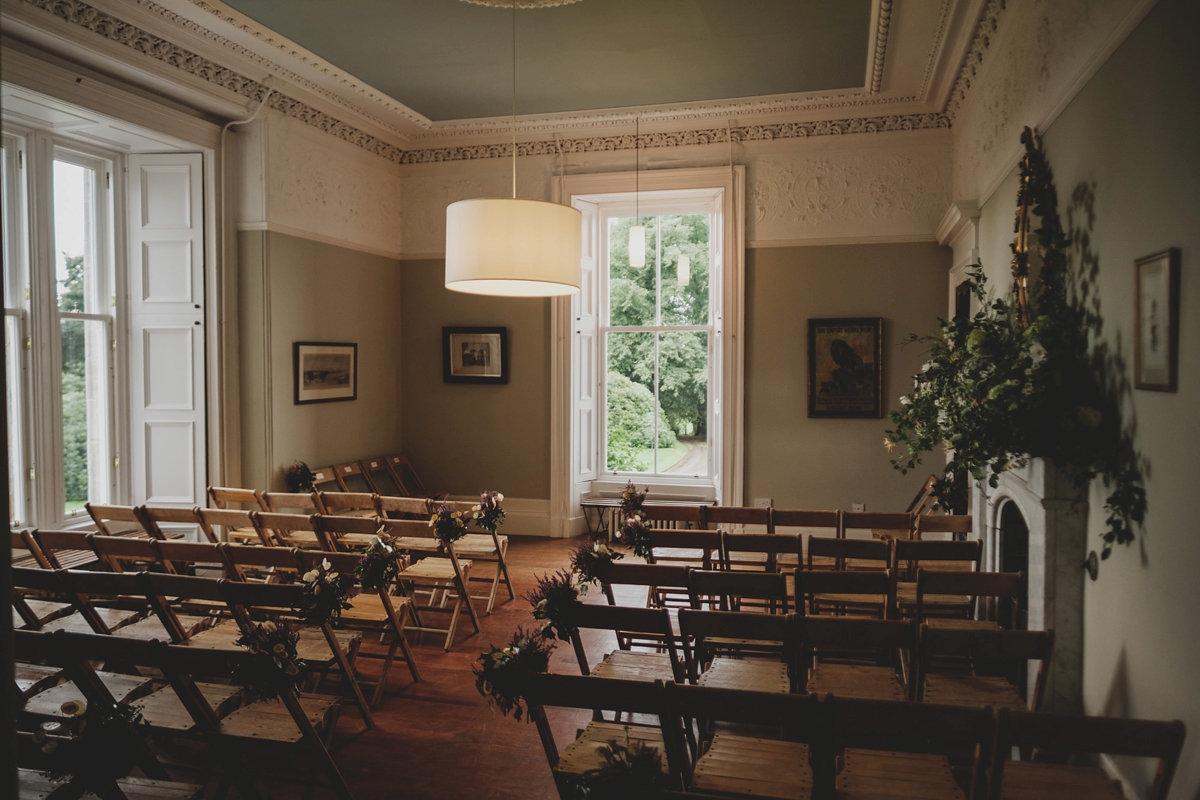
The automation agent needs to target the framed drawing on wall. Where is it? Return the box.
[808,317,883,418]
[1134,248,1180,392]
[443,326,508,384]
[294,342,357,405]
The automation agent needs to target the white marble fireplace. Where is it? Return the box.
[973,458,1089,714]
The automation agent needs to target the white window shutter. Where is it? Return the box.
[573,198,599,486]
[125,153,206,507]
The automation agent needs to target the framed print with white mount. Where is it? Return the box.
[443,326,508,384]
[294,342,357,405]
[1134,248,1180,392]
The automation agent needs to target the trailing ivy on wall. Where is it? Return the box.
[885,128,1147,559]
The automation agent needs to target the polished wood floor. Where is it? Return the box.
[324,536,612,800]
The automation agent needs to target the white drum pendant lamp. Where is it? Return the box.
[445,1,581,297]
[677,254,690,285]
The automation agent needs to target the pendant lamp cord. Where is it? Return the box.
[511,0,517,200]
[635,115,639,220]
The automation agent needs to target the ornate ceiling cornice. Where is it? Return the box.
[868,0,893,94]
[11,0,997,166]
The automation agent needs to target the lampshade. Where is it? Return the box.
[445,198,582,296]
[628,224,647,268]
[677,254,690,285]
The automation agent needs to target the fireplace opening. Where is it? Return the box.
[999,500,1030,697]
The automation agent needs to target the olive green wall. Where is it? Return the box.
[744,242,951,511]
[399,259,551,500]
[238,230,404,491]
[974,1,1200,793]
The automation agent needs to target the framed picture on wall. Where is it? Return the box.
[1134,248,1180,392]
[293,342,357,405]
[807,317,883,418]
[443,326,508,384]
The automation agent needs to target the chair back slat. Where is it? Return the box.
[12,529,55,569]
[359,457,404,496]
[136,506,202,541]
[253,511,318,547]
[919,624,1053,661]
[640,503,707,528]
[332,462,374,494]
[225,544,304,574]
[795,568,893,618]
[89,535,165,573]
[197,508,263,545]
[808,536,891,570]
[841,511,913,540]
[772,508,840,530]
[677,608,788,643]
[377,495,431,517]
[706,506,770,530]
[144,571,228,603]
[688,569,789,612]
[723,532,803,557]
[598,562,691,591]
[916,514,973,537]
[261,492,321,513]
[156,540,230,573]
[85,503,149,537]
[317,491,377,515]
[308,465,340,492]
[208,486,267,512]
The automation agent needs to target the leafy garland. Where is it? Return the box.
[570,539,624,592]
[473,627,556,721]
[355,531,405,591]
[39,700,150,792]
[232,619,305,702]
[474,490,507,533]
[296,558,354,625]
[525,569,584,641]
[885,127,1146,558]
[429,491,508,546]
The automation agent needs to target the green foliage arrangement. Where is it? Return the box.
[885,129,1146,558]
[525,570,583,641]
[569,538,624,592]
[473,627,555,721]
[296,558,353,625]
[39,699,150,793]
[575,736,671,799]
[232,619,305,701]
[355,530,404,591]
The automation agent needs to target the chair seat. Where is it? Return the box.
[591,649,677,682]
[555,721,666,778]
[137,681,243,731]
[295,627,361,662]
[998,761,1125,800]
[896,583,971,607]
[23,671,154,717]
[15,664,63,699]
[453,533,507,556]
[225,527,264,543]
[114,614,212,641]
[282,531,376,550]
[340,592,411,622]
[400,557,471,581]
[922,675,1027,711]
[924,618,1000,631]
[806,663,906,701]
[837,748,963,799]
[185,619,243,649]
[699,658,791,693]
[40,606,143,634]
[21,598,75,622]
[812,592,888,607]
[692,734,811,800]
[218,692,340,743]
[19,768,203,800]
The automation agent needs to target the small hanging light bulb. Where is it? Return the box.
[677,254,690,285]
[628,224,646,267]
[627,114,645,267]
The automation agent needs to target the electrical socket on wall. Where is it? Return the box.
[753,498,772,509]
[852,503,866,512]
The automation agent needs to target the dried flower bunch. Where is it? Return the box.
[473,626,555,721]
[284,460,315,493]
[619,480,647,516]
[525,569,583,641]
[39,700,149,791]
[355,529,405,591]
[474,490,506,533]
[232,619,304,701]
[296,558,354,625]
[428,502,472,546]
[886,128,1145,558]
[617,513,653,559]
[569,538,624,592]
[576,736,671,799]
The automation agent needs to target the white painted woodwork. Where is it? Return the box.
[126,152,206,506]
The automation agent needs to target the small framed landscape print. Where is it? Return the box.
[293,342,357,405]
[443,326,508,384]
[1134,248,1180,392]
[808,317,883,418]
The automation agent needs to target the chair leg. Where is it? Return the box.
[372,642,396,708]
[497,542,515,601]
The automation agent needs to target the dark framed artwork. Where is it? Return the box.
[293,342,357,405]
[1134,248,1180,392]
[443,326,508,384]
[807,317,883,418]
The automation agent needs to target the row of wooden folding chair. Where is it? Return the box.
[525,673,1186,800]
[14,629,356,799]
[638,502,973,541]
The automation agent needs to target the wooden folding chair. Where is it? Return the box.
[894,539,982,619]
[906,474,940,515]
[384,454,449,500]
[688,567,790,615]
[90,532,169,574]
[12,528,53,569]
[525,673,674,799]
[676,609,793,693]
[312,513,388,551]
[85,503,150,537]
[198,507,270,547]
[140,571,241,648]
[568,604,686,684]
[206,486,270,543]
[386,519,480,651]
[12,566,143,635]
[597,562,691,650]
[772,509,840,569]
[989,707,1187,800]
[296,549,420,707]
[329,462,373,494]
[826,694,993,800]
[223,543,305,583]
[137,505,203,542]
[10,532,74,628]
[31,529,100,570]
[261,491,323,515]
[641,502,708,530]
[659,681,822,800]
[218,579,374,730]
[796,616,913,701]
[916,625,1054,712]
[807,536,891,575]
[59,568,212,641]
[375,494,430,520]
[308,465,340,494]
[253,510,322,548]
[156,539,231,578]
[316,490,378,519]
[433,499,515,614]
[917,513,974,541]
[359,456,404,496]
[707,506,770,570]
[839,510,914,542]
[645,528,724,571]
[917,570,1025,631]
[795,567,894,619]
[721,532,804,575]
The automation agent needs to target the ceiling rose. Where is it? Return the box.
[460,0,581,8]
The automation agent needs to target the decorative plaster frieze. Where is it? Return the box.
[944,0,1007,120]
[917,0,956,98]
[869,0,894,94]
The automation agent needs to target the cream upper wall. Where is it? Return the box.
[399,129,952,256]
[965,0,1200,795]
[744,242,951,512]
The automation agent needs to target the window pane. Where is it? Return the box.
[658,331,708,476]
[605,331,667,473]
[6,315,24,524]
[61,318,110,512]
[660,214,710,326]
[607,215,657,327]
[54,160,98,313]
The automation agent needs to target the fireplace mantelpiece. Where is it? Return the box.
[973,458,1088,714]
